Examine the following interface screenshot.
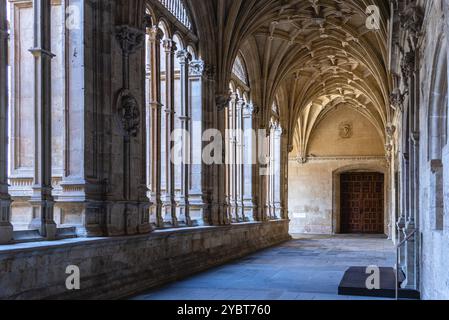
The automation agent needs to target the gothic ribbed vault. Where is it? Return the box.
[185,0,392,159]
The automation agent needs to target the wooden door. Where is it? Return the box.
[340,172,384,234]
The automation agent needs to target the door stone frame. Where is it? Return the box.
[332,164,389,235]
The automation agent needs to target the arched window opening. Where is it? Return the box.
[187,43,205,226]
[226,53,256,223]
[5,1,76,236]
[145,5,202,230]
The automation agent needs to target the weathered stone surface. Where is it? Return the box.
[0,220,290,300]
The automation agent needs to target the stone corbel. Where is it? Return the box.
[386,124,397,139]
[400,50,416,87]
[390,88,406,112]
[216,94,230,111]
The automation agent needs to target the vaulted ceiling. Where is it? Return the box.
[185,0,392,156]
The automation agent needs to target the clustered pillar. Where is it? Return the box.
[29,0,56,239]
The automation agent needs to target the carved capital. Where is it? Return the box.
[243,103,256,118]
[216,94,230,111]
[189,60,205,77]
[115,25,145,55]
[176,50,192,65]
[401,50,416,84]
[147,25,164,43]
[163,39,177,53]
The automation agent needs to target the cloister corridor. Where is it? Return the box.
[132,235,395,301]
[1,0,449,301]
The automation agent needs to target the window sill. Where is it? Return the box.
[0,220,289,254]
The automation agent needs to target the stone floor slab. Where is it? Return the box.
[132,235,395,301]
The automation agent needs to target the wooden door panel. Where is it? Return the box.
[341,172,384,234]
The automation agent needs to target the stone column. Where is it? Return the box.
[148,26,163,228]
[228,93,237,222]
[0,0,13,244]
[273,126,282,219]
[280,129,289,220]
[162,39,177,227]
[258,125,269,222]
[242,103,256,222]
[176,49,192,226]
[268,127,275,220]
[236,98,244,221]
[217,94,230,225]
[188,60,206,226]
[29,0,56,239]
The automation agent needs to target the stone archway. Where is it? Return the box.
[332,164,390,235]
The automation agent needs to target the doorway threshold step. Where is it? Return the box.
[338,267,420,299]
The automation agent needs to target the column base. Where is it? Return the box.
[177,201,191,226]
[188,197,206,227]
[0,222,13,244]
[210,202,227,225]
[243,200,257,222]
[29,197,57,240]
[42,221,57,240]
[150,200,163,228]
[162,201,178,227]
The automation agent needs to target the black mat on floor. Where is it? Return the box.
[338,267,420,299]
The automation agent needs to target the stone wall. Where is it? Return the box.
[414,0,449,300]
[288,105,388,235]
[0,220,290,300]
[288,159,388,235]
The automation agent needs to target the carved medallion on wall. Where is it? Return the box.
[338,122,353,139]
[116,89,140,139]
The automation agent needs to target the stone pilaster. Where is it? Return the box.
[0,0,13,244]
[162,39,177,227]
[214,94,230,225]
[148,26,164,228]
[114,23,150,235]
[176,49,192,226]
[29,0,56,239]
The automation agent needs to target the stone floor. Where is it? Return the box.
[132,234,396,300]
